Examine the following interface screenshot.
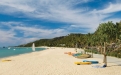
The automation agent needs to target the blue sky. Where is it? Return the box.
[0,0,121,47]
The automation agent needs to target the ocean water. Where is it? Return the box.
[0,47,46,58]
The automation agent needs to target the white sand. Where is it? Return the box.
[0,47,121,75]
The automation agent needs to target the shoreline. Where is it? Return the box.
[0,47,47,59]
[0,47,121,75]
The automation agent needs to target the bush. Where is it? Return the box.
[109,52,115,57]
[117,53,121,58]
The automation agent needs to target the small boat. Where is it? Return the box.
[32,43,35,51]
[8,47,11,49]
[3,46,5,48]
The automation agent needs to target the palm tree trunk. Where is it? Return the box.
[103,42,106,62]
[91,49,93,58]
[103,42,107,66]
[103,54,107,66]
[100,46,103,54]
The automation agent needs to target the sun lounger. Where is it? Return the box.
[83,60,99,64]
[75,54,91,58]
[74,62,91,65]
[1,59,11,62]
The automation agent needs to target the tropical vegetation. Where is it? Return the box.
[18,21,121,66]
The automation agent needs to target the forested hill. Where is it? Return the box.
[18,21,121,48]
[18,33,88,47]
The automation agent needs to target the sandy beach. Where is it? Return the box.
[0,47,121,75]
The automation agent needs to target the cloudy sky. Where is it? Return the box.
[0,0,121,47]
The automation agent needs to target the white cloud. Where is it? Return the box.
[0,31,39,46]
[95,3,121,14]
[0,30,20,46]
[0,0,98,31]
[0,0,100,32]
[0,30,15,42]
[0,0,121,46]
[0,22,69,46]
[0,0,35,13]
[14,25,68,38]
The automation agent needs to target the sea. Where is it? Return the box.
[0,47,46,58]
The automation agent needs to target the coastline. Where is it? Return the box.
[0,47,121,75]
[0,47,46,59]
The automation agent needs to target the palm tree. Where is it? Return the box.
[115,21,121,42]
[95,21,116,66]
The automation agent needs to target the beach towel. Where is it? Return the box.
[92,64,106,68]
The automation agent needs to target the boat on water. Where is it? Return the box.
[32,43,35,51]
[3,46,5,48]
[8,47,11,49]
